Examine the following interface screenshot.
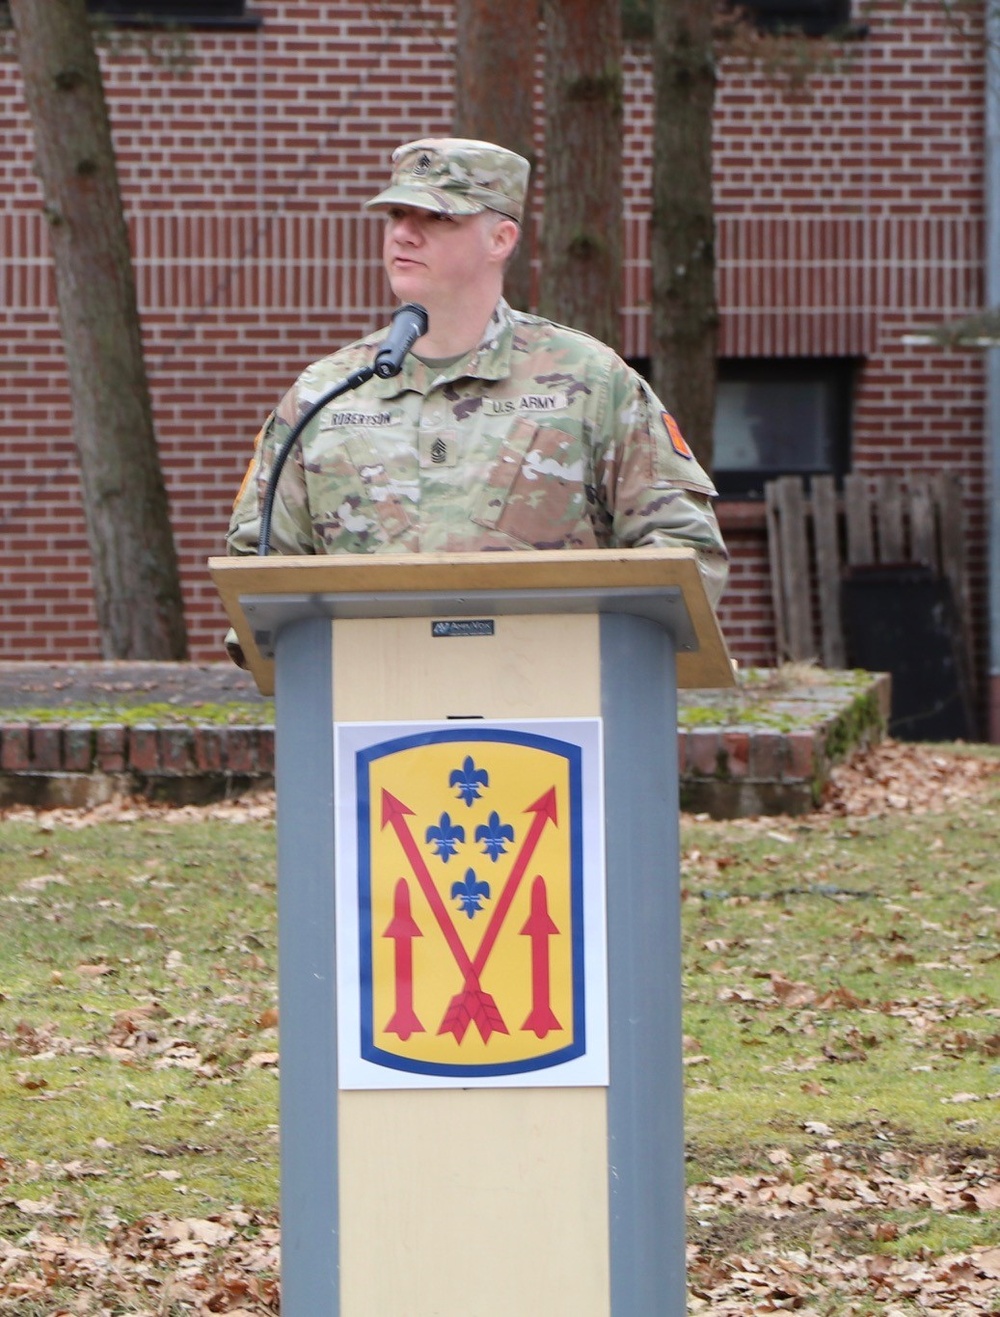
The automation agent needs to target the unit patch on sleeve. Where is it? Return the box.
[662,410,693,460]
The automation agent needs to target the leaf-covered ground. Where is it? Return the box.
[0,741,998,1314]
[0,795,281,1315]
[683,741,1000,1314]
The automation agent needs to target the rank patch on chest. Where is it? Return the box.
[421,430,458,467]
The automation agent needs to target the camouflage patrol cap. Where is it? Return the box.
[364,138,530,223]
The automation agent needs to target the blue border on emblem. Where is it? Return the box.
[356,726,587,1079]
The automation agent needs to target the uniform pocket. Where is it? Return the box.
[471,418,598,549]
[343,432,415,540]
[304,426,415,549]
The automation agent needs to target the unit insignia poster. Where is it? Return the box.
[335,721,608,1089]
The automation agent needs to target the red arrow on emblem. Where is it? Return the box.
[471,787,558,980]
[382,789,506,1043]
[383,878,424,1041]
[380,786,560,1046]
[381,792,475,976]
[438,787,558,1043]
[520,875,561,1038]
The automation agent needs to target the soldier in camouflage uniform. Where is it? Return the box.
[227,138,728,658]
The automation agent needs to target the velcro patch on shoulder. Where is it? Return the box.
[662,410,693,460]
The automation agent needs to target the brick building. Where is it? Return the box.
[0,1,994,733]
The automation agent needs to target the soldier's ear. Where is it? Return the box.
[489,217,520,264]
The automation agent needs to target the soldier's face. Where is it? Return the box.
[382,206,506,305]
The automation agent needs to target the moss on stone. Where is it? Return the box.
[0,700,274,728]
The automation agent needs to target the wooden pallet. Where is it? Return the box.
[764,472,971,673]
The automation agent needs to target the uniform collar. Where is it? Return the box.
[370,299,516,398]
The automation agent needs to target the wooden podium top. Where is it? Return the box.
[209,547,734,694]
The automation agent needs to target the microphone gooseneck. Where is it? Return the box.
[256,305,429,555]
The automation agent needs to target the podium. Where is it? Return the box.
[210,548,733,1317]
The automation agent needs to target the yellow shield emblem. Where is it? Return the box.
[355,727,586,1078]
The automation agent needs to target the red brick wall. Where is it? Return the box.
[623,2,987,670]
[0,1,989,692]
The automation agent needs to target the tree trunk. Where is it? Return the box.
[10,0,188,659]
[650,0,719,471]
[538,0,623,350]
[453,0,539,311]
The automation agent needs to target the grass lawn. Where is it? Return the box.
[1,744,998,1314]
[0,799,281,1314]
[682,743,1000,1313]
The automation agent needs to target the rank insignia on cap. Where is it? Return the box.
[662,411,693,460]
[412,152,432,176]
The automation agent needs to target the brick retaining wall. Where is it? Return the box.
[0,722,274,809]
[0,670,889,815]
[677,671,891,817]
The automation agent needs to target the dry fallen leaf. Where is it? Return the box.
[75,962,114,979]
[246,1052,279,1069]
[18,873,68,891]
[803,1120,834,1136]
[822,741,999,818]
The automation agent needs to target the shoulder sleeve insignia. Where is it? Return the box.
[662,411,693,460]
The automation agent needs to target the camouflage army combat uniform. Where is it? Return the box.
[227,298,729,605]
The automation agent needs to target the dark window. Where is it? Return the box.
[726,0,853,37]
[713,358,856,498]
[86,1,259,24]
[621,0,653,40]
[624,0,855,41]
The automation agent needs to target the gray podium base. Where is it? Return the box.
[273,612,685,1316]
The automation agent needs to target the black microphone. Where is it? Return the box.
[373,303,429,378]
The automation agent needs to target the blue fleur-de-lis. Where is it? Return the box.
[449,755,489,807]
[425,812,465,862]
[451,867,491,919]
[475,810,515,861]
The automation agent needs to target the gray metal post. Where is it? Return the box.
[601,612,686,1316]
[274,616,340,1315]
